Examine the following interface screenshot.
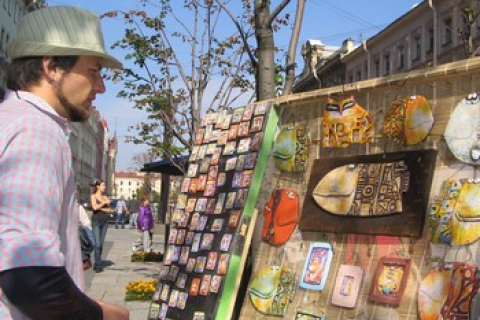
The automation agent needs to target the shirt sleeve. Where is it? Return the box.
[0,116,67,270]
[0,266,103,320]
[78,205,92,229]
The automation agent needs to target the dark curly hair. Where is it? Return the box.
[6,56,79,91]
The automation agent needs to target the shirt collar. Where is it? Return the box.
[6,90,71,135]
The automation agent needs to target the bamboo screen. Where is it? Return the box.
[239,56,480,320]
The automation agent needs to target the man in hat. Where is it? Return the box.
[0,6,129,320]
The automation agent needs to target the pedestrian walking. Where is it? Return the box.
[115,196,128,229]
[127,194,140,229]
[137,196,154,253]
[0,5,129,320]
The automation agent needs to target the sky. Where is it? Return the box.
[47,0,421,171]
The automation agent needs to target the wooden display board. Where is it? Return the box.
[148,102,279,320]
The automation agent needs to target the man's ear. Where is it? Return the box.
[42,57,59,85]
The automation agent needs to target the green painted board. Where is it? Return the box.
[215,104,279,320]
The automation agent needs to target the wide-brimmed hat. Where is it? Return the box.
[6,6,122,69]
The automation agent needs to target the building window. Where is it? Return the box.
[397,45,405,70]
[129,181,132,186]
[384,53,390,76]
[374,60,380,77]
[356,70,361,81]
[120,181,123,185]
[428,29,434,52]
[414,35,421,60]
[443,18,452,45]
[3,0,6,10]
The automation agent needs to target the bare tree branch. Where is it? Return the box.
[283,0,306,95]
[268,0,291,26]
[215,0,258,69]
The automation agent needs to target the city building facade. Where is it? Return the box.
[114,171,162,200]
[107,135,118,197]
[70,109,101,200]
[295,0,480,92]
[0,0,45,97]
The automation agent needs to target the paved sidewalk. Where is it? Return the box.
[84,223,166,320]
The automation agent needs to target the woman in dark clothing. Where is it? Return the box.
[90,179,111,273]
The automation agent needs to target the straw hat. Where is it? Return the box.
[6,6,122,69]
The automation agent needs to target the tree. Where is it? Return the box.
[103,1,307,223]
[128,150,158,171]
[103,0,307,153]
[103,1,255,158]
[129,150,168,222]
[217,0,307,99]
[103,1,260,225]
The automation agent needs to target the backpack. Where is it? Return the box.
[262,189,299,245]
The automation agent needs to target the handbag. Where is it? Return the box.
[262,189,299,245]
[272,125,310,173]
[249,266,296,316]
[383,95,434,145]
[322,96,374,148]
[312,161,409,216]
[419,262,480,320]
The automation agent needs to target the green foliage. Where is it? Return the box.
[102,2,255,160]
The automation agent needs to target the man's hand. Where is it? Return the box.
[96,300,129,320]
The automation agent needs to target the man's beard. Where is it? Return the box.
[55,80,90,122]
[59,94,90,122]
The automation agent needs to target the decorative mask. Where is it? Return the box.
[444,93,480,164]
[272,125,310,173]
[383,95,434,145]
[322,96,374,148]
[249,266,296,316]
[428,178,480,245]
[312,161,409,217]
[419,263,480,320]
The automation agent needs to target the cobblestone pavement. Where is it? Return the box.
[84,224,165,320]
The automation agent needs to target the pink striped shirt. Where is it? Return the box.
[0,91,83,320]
